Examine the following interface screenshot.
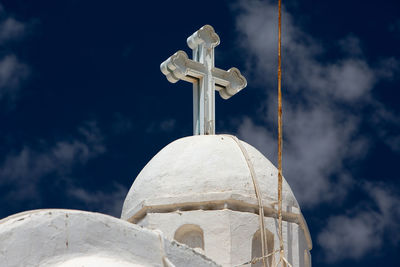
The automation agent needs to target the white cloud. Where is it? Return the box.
[235,0,377,103]
[327,59,375,101]
[375,57,400,80]
[338,35,363,57]
[0,52,29,102]
[365,183,400,237]
[318,183,400,261]
[146,118,176,133]
[233,0,397,208]
[0,121,105,201]
[233,2,400,261]
[0,17,25,43]
[68,183,128,217]
[0,5,30,103]
[370,101,400,152]
[238,109,357,205]
[317,211,382,261]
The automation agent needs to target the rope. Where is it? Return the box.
[228,133,294,267]
[229,1,287,264]
[234,250,280,267]
[224,135,269,267]
[277,0,285,266]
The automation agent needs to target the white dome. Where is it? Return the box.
[121,135,301,222]
[0,209,218,267]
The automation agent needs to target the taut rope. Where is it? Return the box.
[235,0,288,265]
[277,0,285,266]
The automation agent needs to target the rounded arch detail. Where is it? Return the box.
[174,224,204,250]
[251,228,274,267]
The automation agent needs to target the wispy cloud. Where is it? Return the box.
[0,121,105,201]
[232,0,399,262]
[233,0,398,206]
[318,183,400,261]
[146,118,176,134]
[0,55,29,100]
[0,118,129,217]
[68,183,128,217]
[0,4,30,104]
[0,16,25,43]
[317,210,382,261]
[338,35,363,57]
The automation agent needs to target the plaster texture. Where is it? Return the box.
[0,209,219,267]
[122,135,300,221]
[121,135,311,266]
[139,210,309,267]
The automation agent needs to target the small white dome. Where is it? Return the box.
[121,135,301,222]
[0,209,218,267]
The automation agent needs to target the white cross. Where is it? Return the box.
[160,25,247,135]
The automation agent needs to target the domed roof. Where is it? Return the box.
[121,135,301,222]
[0,209,218,267]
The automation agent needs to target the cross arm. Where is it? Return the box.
[160,50,206,84]
[160,50,247,100]
[213,67,247,99]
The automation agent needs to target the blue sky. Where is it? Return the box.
[0,0,399,266]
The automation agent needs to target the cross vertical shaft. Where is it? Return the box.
[192,46,202,135]
[188,26,219,135]
[192,42,215,135]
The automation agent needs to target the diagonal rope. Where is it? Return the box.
[224,134,269,267]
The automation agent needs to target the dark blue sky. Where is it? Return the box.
[0,1,399,266]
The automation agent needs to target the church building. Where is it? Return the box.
[0,25,312,267]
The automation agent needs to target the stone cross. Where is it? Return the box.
[160,25,247,135]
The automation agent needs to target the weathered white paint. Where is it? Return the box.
[122,135,301,219]
[121,135,312,266]
[54,256,143,267]
[160,25,247,135]
[138,210,308,267]
[0,209,219,267]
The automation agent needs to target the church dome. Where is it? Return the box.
[0,209,218,267]
[121,135,302,222]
